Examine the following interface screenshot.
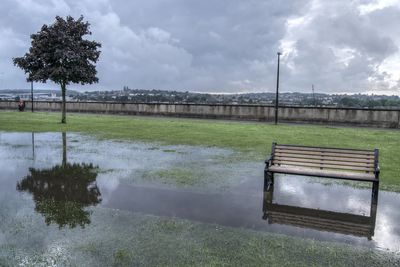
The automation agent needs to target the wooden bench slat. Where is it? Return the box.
[273,153,375,164]
[277,144,374,152]
[275,149,375,160]
[268,166,377,181]
[268,213,372,231]
[272,160,375,172]
[264,203,372,225]
[276,145,374,155]
[275,147,375,157]
[273,156,374,168]
[267,215,371,237]
[266,143,379,183]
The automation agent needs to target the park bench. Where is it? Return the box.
[265,143,380,202]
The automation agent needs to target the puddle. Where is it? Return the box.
[0,132,400,257]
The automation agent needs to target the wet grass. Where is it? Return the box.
[0,111,399,191]
[145,168,203,187]
[138,164,246,190]
[1,207,398,266]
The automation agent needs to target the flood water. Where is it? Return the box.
[1,132,400,257]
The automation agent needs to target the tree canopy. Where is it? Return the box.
[13,15,101,85]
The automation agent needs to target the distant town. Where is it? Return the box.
[1,87,400,109]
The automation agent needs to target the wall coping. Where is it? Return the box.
[1,99,400,112]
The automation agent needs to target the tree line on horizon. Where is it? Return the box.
[73,88,400,109]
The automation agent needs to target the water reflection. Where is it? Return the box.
[1,132,399,252]
[262,184,377,240]
[31,132,35,160]
[16,133,101,228]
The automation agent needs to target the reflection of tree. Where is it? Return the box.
[17,132,101,228]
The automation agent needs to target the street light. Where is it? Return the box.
[275,52,281,125]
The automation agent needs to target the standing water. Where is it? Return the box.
[0,132,399,264]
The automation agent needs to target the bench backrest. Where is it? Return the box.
[271,143,378,173]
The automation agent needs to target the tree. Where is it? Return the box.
[13,16,101,123]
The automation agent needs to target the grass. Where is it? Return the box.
[1,206,398,266]
[145,168,203,186]
[0,111,399,191]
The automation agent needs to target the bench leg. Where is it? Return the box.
[369,202,378,240]
[265,185,274,203]
[264,170,275,191]
[263,170,269,190]
[372,181,379,205]
[262,184,274,222]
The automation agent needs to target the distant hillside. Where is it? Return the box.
[2,88,399,109]
[74,87,400,109]
[0,89,80,96]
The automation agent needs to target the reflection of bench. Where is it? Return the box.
[262,185,378,240]
[265,143,380,203]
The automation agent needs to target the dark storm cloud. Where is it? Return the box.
[0,0,399,94]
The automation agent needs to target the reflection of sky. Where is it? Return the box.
[276,175,372,215]
[96,173,120,205]
[273,175,400,251]
[0,132,400,252]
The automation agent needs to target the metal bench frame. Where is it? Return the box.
[265,143,380,204]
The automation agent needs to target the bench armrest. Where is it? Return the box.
[374,164,380,180]
[265,155,273,167]
[375,165,380,174]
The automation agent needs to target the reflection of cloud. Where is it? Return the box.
[275,175,370,214]
[277,175,297,193]
[373,193,400,252]
[346,196,369,215]
[374,212,397,250]
[272,174,400,251]
[0,231,5,244]
[276,175,327,208]
[96,173,120,205]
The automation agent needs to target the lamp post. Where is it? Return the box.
[31,81,34,112]
[274,52,281,125]
[312,84,316,106]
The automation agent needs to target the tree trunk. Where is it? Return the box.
[62,132,67,168]
[61,82,66,124]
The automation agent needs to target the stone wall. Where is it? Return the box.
[1,100,399,128]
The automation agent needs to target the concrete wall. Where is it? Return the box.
[1,100,399,128]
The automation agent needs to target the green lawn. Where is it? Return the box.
[1,111,399,191]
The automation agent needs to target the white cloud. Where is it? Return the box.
[358,0,400,15]
[278,0,400,94]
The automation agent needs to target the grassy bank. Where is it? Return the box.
[0,111,399,190]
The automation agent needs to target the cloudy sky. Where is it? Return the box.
[1,0,400,94]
